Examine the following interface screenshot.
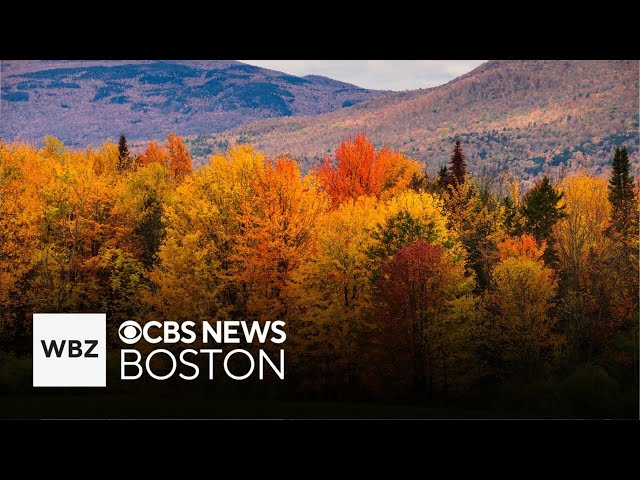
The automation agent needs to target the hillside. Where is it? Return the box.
[0,60,384,146]
[188,60,639,181]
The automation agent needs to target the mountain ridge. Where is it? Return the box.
[0,60,384,146]
[187,60,638,182]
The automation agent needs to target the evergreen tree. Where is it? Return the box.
[605,147,639,357]
[117,134,130,172]
[607,146,637,236]
[431,165,449,193]
[449,140,467,186]
[443,178,502,292]
[409,167,429,192]
[521,176,565,264]
[502,195,522,236]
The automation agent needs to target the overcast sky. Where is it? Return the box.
[240,60,487,91]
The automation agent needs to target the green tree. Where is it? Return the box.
[368,210,441,264]
[443,178,503,291]
[607,146,637,237]
[521,176,565,264]
[502,195,523,236]
[95,248,147,344]
[408,166,429,192]
[605,146,639,381]
[117,164,172,268]
[117,134,130,172]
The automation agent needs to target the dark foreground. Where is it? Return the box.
[1,391,636,419]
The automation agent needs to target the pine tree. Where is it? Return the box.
[502,195,522,236]
[521,176,565,264]
[117,133,130,172]
[409,166,429,192]
[605,147,639,368]
[449,140,467,186]
[430,165,449,193]
[608,146,637,236]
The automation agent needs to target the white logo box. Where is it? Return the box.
[33,313,106,387]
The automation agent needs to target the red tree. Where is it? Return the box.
[379,241,467,394]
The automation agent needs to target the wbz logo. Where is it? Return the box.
[41,339,99,358]
[33,313,106,387]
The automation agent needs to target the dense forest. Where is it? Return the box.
[0,133,637,417]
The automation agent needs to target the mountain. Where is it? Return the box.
[188,60,639,181]
[0,60,384,147]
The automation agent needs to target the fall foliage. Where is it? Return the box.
[316,134,421,207]
[0,134,637,416]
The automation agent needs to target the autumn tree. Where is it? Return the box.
[554,173,611,291]
[0,138,140,346]
[482,234,559,379]
[521,176,565,264]
[497,233,547,261]
[167,133,193,183]
[378,241,475,395]
[448,140,467,186]
[369,191,465,268]
[316,134,421,207]
[0,141,43,343]
[31,144,124,313]
[149,145,265,327]
[286,196,383,390]
[140,141,170,169]
[232,156,328,323]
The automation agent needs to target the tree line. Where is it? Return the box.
[0,133,637,413]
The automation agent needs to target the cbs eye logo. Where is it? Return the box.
[119,320,142,344]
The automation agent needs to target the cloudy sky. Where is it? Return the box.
[240,60,487,91]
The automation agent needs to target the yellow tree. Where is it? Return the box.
[554,173,611,290]
[0,141,44,340]
[485,234,559,379]
[286,196,384,389]
[0,138,137,343]
[149,145,265,327]
[554,172,635,364]
[30,143,124,313]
